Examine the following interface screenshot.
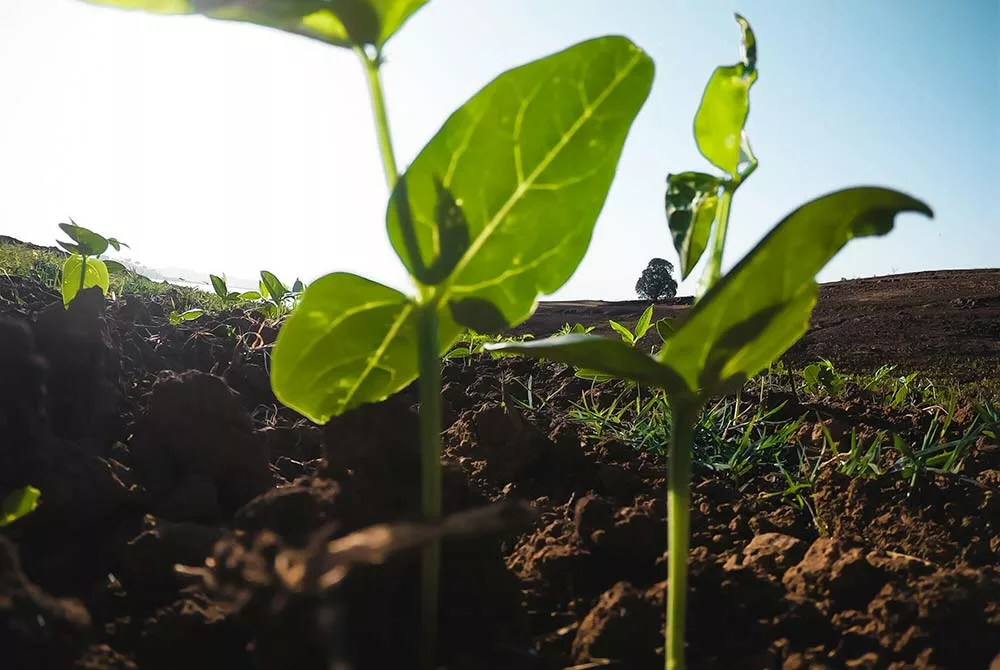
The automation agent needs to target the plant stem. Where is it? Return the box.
[358,47,400,189]
[357,44,441,670]
[698,182,736,299]
[79,255,88,293]
[416,303,442,670]
[666,401,698,670]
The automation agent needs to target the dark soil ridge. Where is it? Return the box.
[0,269,998,670]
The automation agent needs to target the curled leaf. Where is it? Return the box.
[665,172,723,279]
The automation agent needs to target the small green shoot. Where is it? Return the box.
[57,219,128,306]
[0,486,40,527]
[609,304,656,347]
[169,308,205,325]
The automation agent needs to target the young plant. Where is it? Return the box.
[801,358,845,397]
[609,303,656,347]
[56,219,128,306]
[485,15,932,669]
[0,486,40,527]
[169,308,205,325]
[77,2,655,667]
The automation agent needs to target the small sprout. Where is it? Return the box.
[0,486,40,527]
[56,219,126,306]
[169,308,205,325]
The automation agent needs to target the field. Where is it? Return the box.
[1,239,998,669]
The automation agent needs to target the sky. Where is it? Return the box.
[0,0,997,298]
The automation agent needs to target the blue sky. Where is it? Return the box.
[0,0,996,297]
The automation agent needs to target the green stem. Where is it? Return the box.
[358,47,400,189]
[416,303,442,670]
[79,255,88,293]
[666,401,698,670]
[357,44,440,670]
[698,182,736,299]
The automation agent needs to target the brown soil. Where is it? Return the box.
[1,269,998,670]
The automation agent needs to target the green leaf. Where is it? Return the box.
[62,256,110,306]
[448,297,510,332]
[270,272,461,424]
[665,171,723,279]
[59,221,109,257]
[106,237,129,251]
[634,304,655,340]
[692,14,759,176]
[655,317,676,342]
[392,175,471,285]
[656,187,933,396]
[58,241,82,255]
[484,334,686,394]
[104,260,129,274]
[386,36,654,327]
[210,274,228,300]
[292,279,305,293]
[79,0,429,49]
[239,291,262,301]
[0,486,40,527]
[261,270,289,301]
[608,319,635,345]
[734,13,757,74]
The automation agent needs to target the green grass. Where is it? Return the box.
[0,238,223,313]
[558,360,998,498]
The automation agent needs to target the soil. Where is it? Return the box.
[1,268,998,670]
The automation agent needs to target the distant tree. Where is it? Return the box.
[636,258,678,301]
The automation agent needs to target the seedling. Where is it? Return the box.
[56,219,128,306]
[486,15,932,669]
[77,2,654,667]
[802,359,845,397]
[0,486,40,527]
[609,304,656,347]
[169,308,205,325]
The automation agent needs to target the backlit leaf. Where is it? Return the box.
[657,187,933,395]
[261,270,289,301]
[210,274,228,300]
[59,222,109,257]
[692,14,759,175]
[78,0,429,49]
[0,486,40,527]
[665,171,722,279]
[386,36,654,327]
[392,175,471,285]
[608,320,635,345]
[270,272,460,424]
[484,334,685,395]
[62,256,110,306]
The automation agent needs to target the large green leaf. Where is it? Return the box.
[0,486,40,527]
[270,272,460,423]
[62,256,110,306]
[665,171,723,279]
[386,36,654,326]
[657,187,933,395]
[79,0,429,49]
[692,14,758,176]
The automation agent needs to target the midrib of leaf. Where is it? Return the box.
[339,300,415,412]
[432,47,645,310]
